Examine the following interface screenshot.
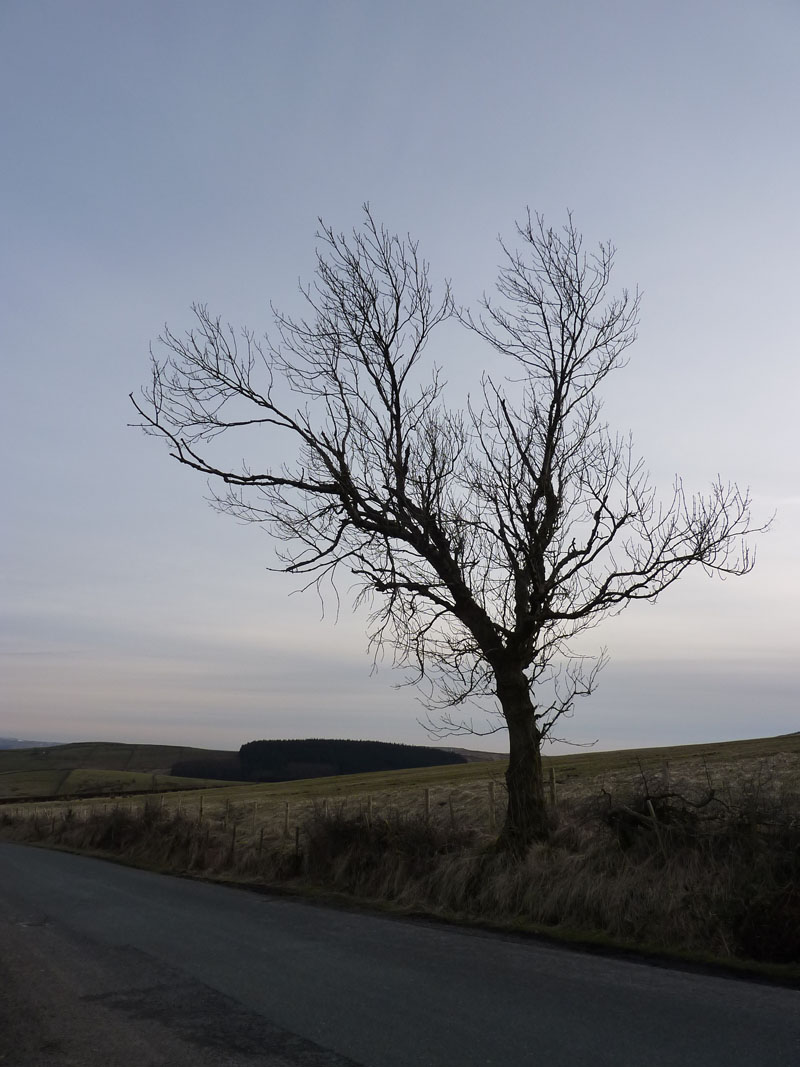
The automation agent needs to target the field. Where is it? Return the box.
[5,731,798,831]
[0,767,235,800]
[0,741,240,800]
[0,740,236,775]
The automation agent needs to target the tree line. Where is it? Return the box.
[171,738,466,782]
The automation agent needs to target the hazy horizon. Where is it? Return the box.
[2,1,797,755]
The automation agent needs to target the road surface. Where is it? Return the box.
[1,842,798,1066]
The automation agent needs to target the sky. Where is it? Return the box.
[1,0,798,754]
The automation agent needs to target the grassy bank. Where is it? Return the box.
[3,733,798,976]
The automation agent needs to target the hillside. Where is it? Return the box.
[7,732,793,805]
[0,738,60,750]
[0,738,470,801]
[0,741,241,801]
[0,741,235,775]
[443,746,507,762]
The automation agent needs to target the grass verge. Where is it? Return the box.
[3,759,798,983]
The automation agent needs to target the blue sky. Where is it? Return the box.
[1,0,797,752]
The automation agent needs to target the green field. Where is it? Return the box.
[0,741,240,800]
[0,741,235,774]
[0,767,234,800]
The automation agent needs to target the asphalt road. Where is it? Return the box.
[1,842,798,1067]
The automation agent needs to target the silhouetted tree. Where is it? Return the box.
[132,208,758,854]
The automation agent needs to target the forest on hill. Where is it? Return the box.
[171,738,466,783]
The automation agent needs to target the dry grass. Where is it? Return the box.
[3,732,799,971]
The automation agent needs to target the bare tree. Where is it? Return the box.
[131,207,758,854]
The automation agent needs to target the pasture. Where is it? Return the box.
[0,741,240,800]
[7,731,798,842]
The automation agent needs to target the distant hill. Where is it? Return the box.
[0,741,241,801]
[443,746,508,762]
[0,738,61,750]
[0,741,235,774]
[0,738,472,800]
[173,738,468,783]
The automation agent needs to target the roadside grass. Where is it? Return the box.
[3,732,798,975]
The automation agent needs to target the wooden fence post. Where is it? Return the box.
[646,799,667,860]
[424,788,431,824]
[448,794,456,830]
[549,766,557,806]
[488,781,496,830]
[283,801,290,838]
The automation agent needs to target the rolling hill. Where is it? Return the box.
[0,741,240,801]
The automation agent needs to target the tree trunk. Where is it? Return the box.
[495,670,549,856]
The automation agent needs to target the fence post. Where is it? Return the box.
[646,799,667,860]
[488,781,496,830]
[224,798,230,830]
[258,826,264,860]
[424,787,431,824]
[448,794,456,830]
[549,766,557,806]
[252,802,257,833]
[366,795,373,826]
[198,795,204,822]
[283,801,290,838]
[322,798,328,819]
